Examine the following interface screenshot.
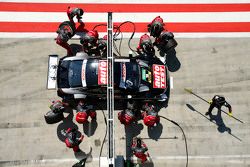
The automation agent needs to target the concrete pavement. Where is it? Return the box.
[0,38,249,167]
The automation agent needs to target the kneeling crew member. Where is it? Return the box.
[206,95,232,116]
[61,128,84,152]
[141,103,160,127]
[118,109,135,126]
[76,100,97,124]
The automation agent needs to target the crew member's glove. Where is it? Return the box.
[228,111,232,117]
[208,100,213,104]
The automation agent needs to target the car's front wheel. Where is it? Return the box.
[44,110,64,124]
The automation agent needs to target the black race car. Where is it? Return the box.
[47,52,170,104]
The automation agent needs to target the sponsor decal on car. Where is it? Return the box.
[98,60,108,85]
[153,64,166,89]
[119,63,126,88]
[141,68,152,83]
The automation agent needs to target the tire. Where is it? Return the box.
[44,110,64,124]
[58,21,76,38]
[165,38,178,51]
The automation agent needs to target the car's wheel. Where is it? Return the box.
[44,110,64,124]
[58,21,76,38]
[165,39,178,51]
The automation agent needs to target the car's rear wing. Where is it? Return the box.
[47,55,58,89]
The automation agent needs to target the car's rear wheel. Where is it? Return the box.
[44,110,64,124]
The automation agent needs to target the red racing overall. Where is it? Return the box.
[131,138,148,163]
[142,104,160,127]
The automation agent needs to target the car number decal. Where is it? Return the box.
[153,64,166,89]
[81,60,87,87]
[98,60,108,85]
[119,63,126,88]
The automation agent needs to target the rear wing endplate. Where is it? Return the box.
[47,55,58,89]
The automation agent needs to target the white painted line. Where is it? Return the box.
[1,0,250,4]
[149,155,250,160]
[170,76,174,89]
[1,12,250,23]
[2,32,250,38]
[1,154,250,165]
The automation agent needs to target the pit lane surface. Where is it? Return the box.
[0,38,249,167]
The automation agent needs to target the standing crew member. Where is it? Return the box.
[61,128,84,152]
[131,137,149,163]
[141,103,160,127]
[56,7,84,56]
[75,100,97,124]
[206,95,232,116]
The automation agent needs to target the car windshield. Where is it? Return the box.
[122,61,140,90]
[68,60,83,88]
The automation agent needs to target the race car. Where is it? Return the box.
[47,52,170,104]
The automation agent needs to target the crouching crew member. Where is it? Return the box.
[131,137,149,163]
[137,34,155,57]
[147,16,177,52]
[118,101,136,126]
[118,109,135,126]
[141,103,160,127]
[206,95,232,116]
[80,30,100,55]
[61,128,84,152]
[75,100,97,124]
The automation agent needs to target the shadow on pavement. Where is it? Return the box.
[208,110,231,133]
[186,104,242,141]
[83,119,98,137]
[57,107,79,142]
[147,122,163,141]
[159,49,181,72]
[125,122,144,158]
[143,160,155,167]
[74,147,93,162]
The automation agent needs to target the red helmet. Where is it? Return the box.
[80,30,99,48]
[137,34,155,55]
[148,16,164,37]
